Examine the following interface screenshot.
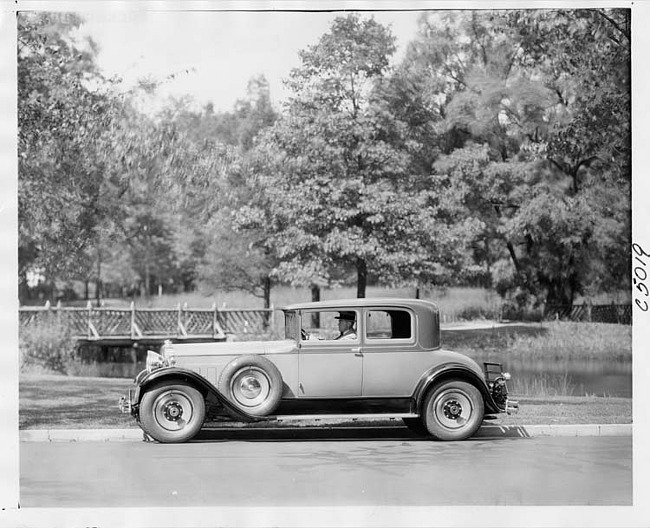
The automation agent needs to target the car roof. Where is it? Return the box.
[281,298,439,313]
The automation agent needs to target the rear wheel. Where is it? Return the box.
[422,380,484,441]
[139,382,206,443]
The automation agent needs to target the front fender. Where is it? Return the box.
[412,363,502,414]
[134,367,267,422]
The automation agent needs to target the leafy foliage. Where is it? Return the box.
[236,14,452,297]
[19,317,77,373]
[390,9,630,306]
[18,10,630,310]
[18,13,117,283]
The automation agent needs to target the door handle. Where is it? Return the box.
[351,347,362,356]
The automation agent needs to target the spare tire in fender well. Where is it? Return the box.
[218,354,283,417]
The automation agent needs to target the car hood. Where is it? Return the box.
[164,339,297,358]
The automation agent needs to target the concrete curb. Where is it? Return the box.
[20,428,145,442]
[475,423,632,438]
[19,423,632,442]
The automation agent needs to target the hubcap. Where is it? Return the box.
[443,400,462,420]
[164,401,183,421]
[153,391,194,431]
[433,389,473,431]
[239,376,263,399]
[231,367,271,408]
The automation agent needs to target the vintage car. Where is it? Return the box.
[119,298,518,443]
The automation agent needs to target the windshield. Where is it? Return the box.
[284,310,298,341]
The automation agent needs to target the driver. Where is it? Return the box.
[334,312,357,340]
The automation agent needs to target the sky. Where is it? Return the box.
[77,9,422,113]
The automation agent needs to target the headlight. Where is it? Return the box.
[502,372,511,381]
[146,350,166,372]
[160,340,176,367]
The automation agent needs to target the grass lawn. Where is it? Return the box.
[442,321,632,360]
[19,374,137,430]
[19,373,632,430]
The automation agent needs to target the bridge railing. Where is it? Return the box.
[19,302,276,341]
[543,303,632,325]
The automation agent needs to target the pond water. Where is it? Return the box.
[470,354,632,398]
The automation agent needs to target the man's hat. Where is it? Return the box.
[335,311,356,321]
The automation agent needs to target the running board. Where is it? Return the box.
[270,413,419,422]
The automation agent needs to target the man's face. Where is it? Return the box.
[338,319,353,332]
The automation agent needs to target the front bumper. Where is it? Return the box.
[119,389,135,415]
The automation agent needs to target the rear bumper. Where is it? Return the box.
[506,399,519,414]
[484,361,517,414]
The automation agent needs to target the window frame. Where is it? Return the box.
[363,307,416,344]
[298,309,361,344]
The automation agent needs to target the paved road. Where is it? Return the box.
[20,427,632,507]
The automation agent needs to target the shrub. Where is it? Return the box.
[507,321,632,360]
[19,318,78,373]
[509,372,576,397]
[455,305,503,321]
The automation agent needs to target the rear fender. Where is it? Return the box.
[413,363,501,414]
[135,367,266,422]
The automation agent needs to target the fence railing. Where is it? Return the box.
[19,302,276,343]
[544,303,632,325]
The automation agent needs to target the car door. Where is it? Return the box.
[361,307,428,397]
[298,309,363,397]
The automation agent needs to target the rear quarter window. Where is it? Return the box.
[365,310,412,340]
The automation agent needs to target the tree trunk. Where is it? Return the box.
[505,240,521,274]
[544,279,574,307]
[262,275,272,329]
[263,275,272,309]
[144,262,151,298]
[95,249,102,307]
[356,258,367,298]
[311,284,321,328]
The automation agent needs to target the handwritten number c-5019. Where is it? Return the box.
[633,243,650,258]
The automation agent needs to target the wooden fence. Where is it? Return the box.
[19,302,275,345]
[544,303,632,325]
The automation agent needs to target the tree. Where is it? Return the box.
[389,9,630,306]
[199,208,276,307]
[18,12,119,296]
[165,79,279,307]
[238,14,441,298]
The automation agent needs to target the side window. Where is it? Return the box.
[301,310,359,341]
[366,310,412,340]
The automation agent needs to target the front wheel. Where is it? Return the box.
[139,382,206,443]
[422,380,484,441]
